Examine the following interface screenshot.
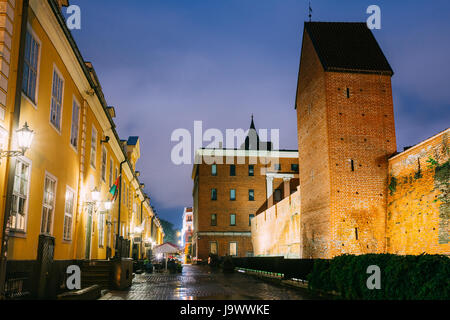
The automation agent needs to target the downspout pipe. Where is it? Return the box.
[0,0,30,300]
[117,160,127,238]
[140,197,146,259]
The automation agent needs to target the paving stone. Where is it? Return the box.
[100,265,321,300]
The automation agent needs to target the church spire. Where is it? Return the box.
[250,114,256,130]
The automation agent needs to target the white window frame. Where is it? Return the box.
[101,146,107,183]
[90,126,97,169]
[49,64,64,133]
[21,24,41,107]
[63,186,76,241]
[109,158,114,187]
[98,212,105,248]
[9,156,32,234]
[70,96,80,151]
[40,172,58,236]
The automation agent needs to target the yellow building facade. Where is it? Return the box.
[0,0,164,299]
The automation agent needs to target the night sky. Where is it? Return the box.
[67,0,450,230]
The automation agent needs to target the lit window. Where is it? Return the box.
[63,188,75,241]
[41,174,57,235]
[9,160,31,232]
[211,164,217,176]
[230,189,236,201]
[22,30,40,103]
[211,214,217,226]
[50,68,64,131]
[210,241,217,255]
[229,242,237,256]
[98,213,105,247]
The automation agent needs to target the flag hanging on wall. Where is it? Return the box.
[109,175,120,202]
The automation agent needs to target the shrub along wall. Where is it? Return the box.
[307,254,450,300]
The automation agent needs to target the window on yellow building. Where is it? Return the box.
[101,147,107,182]
[41,174,57,235]
[22,29,40,103]
[98,213,105,248]
[9,159,31,232]
[70,99,80,149]
[109,158,113,187]
[50,67,64,131]
[90,127,97,168]
[63,187,75,241]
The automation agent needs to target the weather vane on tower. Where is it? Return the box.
[309,1,313,22]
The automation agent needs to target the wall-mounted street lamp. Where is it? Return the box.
[91,187,101,203]
[104,201,112,211]
[100,136,110,144]
[0,123,34,159]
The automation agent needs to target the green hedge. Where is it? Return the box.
[307,254,450,300]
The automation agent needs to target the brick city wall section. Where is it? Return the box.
[326,71,397,258]
[296,31,332,259]
[296,31,397,258]
[251,188,301,258]
[387,129,450,255]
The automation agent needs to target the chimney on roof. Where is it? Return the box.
[107,106,116,118]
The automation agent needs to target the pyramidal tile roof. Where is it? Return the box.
[304,22,393,75]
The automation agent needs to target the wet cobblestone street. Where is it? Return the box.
[100,265,321,300]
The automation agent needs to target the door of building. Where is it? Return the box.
[85,206,93,260]
[36,235,55,299]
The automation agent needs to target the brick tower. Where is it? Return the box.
[295,22,397,258]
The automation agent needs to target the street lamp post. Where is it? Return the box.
[0,123,35,299]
